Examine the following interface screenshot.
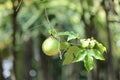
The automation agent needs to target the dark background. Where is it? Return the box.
[0,0,120,80]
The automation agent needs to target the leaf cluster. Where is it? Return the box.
[52,31,106,71]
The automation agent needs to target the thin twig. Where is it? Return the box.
[108,20,120,23]
[44,2,57,35]
[45,8,51,25]
[16,0,23,12]
[44,1,55,30]
[59,50,62,59]
[58,37,62,59]
[11,0,16,12]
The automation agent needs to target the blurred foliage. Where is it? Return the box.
[0,0,120,80]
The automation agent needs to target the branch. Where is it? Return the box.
[108,20,120,23]
[16,0,23,12]
[11,0,16,12]
[11,0,23,13]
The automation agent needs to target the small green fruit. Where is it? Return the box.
[42,37,60,56]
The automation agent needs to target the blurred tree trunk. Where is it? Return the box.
[39,34,53,80]
[11,9,18,80]
[81,0,116,80]
[63,63,81,80]
[11,12,18,80]
[82,12,109,80]
[11,0,21,79]
[0,53,5,80]
[81,6,99,80]
[102,0,116,80]
[105,10,116,80]
[52,58,62,80]
[39,34,62,80]
[84,18,99,80]
[23,38,33,80]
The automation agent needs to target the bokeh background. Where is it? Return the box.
[0,0,120,80]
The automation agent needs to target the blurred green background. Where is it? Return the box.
[0,0,120,80]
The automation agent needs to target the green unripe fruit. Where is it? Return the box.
[42,37,60,56]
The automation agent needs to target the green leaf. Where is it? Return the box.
[95,41,106,53]
[80,39,90,48]
[73,49,87,62]
[67,32,79,41]
[89,49,105,60]
[55,31,79,41]
[49,29,57,35]
[55,31,71,36]
[60,42,70,50]
[84,53,94,72]
[63,46,80,65]
[89,39,95,48]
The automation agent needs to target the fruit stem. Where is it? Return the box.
[59,50,62,59]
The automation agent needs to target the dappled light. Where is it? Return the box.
[0,0,120,80]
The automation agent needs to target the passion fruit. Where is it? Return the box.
[42,37,60,56]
